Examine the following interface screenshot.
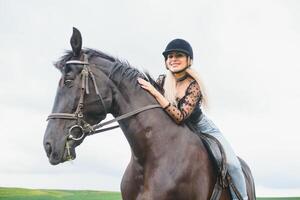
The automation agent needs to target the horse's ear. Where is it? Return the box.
[70,27,82,57]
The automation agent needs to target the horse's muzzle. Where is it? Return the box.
[44,142,52,157]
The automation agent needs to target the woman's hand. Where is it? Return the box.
[137,77,170,108]
[137,78,158,97]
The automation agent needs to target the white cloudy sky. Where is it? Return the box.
[0,0,299,197]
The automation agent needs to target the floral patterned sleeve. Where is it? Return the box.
[164,81,201,124]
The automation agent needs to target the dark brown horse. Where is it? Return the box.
[44,28,256,200]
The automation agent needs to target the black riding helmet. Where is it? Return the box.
[162,39,193,60]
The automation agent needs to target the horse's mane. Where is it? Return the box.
[54,48,162,91]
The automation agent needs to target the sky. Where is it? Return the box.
[0,0,300,197]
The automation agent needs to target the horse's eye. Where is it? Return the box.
[64,79,73,88]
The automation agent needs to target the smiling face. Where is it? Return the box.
[165,51,189,73]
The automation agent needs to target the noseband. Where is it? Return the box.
[47,55,161,142]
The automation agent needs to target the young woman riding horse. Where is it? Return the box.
[44,28,255,200]
[137,39,248,200]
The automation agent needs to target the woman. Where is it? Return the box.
[137,39,248,200]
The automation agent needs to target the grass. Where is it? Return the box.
[258,199,300,200]
[0,187,121,200]
[0,187,299,200]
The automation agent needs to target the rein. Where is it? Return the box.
[47,55,161,142]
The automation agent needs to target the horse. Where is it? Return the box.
[44,28,256,200]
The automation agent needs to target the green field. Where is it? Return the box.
[0,187,299,200]
[259,199,300,200]
[0,188,121,200]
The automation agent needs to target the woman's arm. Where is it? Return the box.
[137,78,170,108]
[138,78,201,124]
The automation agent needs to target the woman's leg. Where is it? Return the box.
[197,114,248,200]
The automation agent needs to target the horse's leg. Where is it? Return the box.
[121,155,143,200]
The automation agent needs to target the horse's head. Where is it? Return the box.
[44,28,113,165]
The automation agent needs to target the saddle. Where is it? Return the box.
[199,133,244,200]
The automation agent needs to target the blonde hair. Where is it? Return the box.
[163,67,208,109]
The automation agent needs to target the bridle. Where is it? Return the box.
[47,55,161,143]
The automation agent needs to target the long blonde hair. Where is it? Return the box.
[163,67,208,109]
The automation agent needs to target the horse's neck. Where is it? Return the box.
[109,75,172,161]
[97,62,181,162]
[109,75,157,116]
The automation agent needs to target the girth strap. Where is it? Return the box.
[210,181,222,200]
[200,133,228,187]
[199,133,244,200]
[198,133,227,200]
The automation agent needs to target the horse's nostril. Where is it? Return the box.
[45,142,52,157]
[52,152,59,160]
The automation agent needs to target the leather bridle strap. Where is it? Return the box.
[88,104,161,136]
[47,113,77,120]
[47,63,91,121]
